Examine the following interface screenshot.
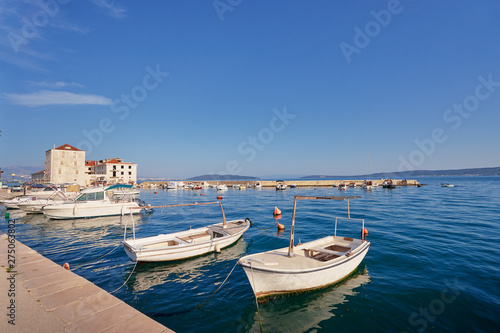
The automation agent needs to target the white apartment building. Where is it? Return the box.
[92,158,138,185]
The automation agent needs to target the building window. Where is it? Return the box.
[74,161,77,166]
[129,165,132,169]
[62,152,65,157]
[129,172,132,175]
[60,161,63,165]
[121,171,124,175]
[76,170,79,174]
[73,152,76,158]
[58,169,62,174]
[121,165,124,169]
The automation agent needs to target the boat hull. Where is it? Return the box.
[42,202,141,219]
[123,220,250,262]
[239,239,370,298]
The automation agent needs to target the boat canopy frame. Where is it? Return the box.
[288,195,362,258]
[125,200,227,242]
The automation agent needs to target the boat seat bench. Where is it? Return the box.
[303,245,351,259]
[178,232,211,243]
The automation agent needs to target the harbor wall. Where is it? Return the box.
[141,179,420,188]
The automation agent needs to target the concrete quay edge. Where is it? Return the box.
[0,231,174,333]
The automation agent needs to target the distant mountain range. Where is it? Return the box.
[0,166,44,180]
[187,174,260,181]
[301,166,500,179]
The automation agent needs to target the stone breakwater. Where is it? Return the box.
[141,179,420,188]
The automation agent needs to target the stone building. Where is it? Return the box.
[31,144,138,186]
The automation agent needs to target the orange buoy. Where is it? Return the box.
[154,191,157,194]
[200,193,204,196]
[273,206,282,216]
[63,262,70,270]
[277,222,285,230]
[362,228,369,237]
[217,195,223,200]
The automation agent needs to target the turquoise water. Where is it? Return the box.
[2,177,499,332]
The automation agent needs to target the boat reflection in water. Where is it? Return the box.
[127,238,248,293]
[239,266,371,332]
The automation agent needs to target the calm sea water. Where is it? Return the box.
[2,177,499,332]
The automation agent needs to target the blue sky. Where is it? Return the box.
[1,0,499,178]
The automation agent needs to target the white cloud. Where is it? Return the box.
[90,0,127,19]
[2,90,112,107]
[28,81,86,89]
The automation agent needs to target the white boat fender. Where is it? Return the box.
[215,244,221,253]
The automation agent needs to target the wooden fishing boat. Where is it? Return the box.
[123,201,251,262]
[238,195,370,299]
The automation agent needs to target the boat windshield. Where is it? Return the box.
[76,191,104,201]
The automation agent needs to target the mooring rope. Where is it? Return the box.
[110,259,139,294]
[195,260,239,309]
[71,244,122,271]
[247,217,275,231]
[146,259,240,318]
[250,262,264,333]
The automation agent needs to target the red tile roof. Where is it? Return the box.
[32,170,45,175]
[85,160,97,166]
[103,158,133,164]
[55,144,81,151]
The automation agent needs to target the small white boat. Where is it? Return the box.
[361,180,373,190]
[201,182,211,188]
[441,183,455,187]
[123,201,251,262]
[382,180,396,188]
[216,184,228,191]
[338,183,347,191]
[276,180,287,191]
[255,182,263,189]
[109,187,140,197]
[42,185,149,219]
[17,190,72,214]
[184,183,195,190]
[166,182,177,189]
[238,195,369,299]
[238,185,246,190]
[1,196,31,209]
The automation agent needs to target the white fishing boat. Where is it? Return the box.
[166,182,177,189]
[441,183,455,187]
[122,201,251,262]
[238,195,370,299]
[361,180,373,190]
[276,180,287,190]
[42,185,150,219]
[201,182,211,188]
[382,179,396,188]
[255,182,263,189]
[216,184,228,191]
[17,190,72,214]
